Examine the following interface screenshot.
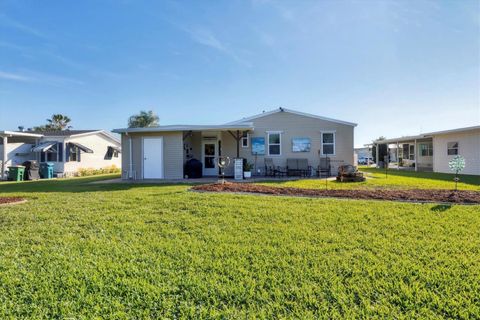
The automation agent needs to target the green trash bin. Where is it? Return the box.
[8,166,25,181]
[40,162,54,179]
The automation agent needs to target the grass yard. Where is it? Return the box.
[0,174,479,318]
[260,167,480,191]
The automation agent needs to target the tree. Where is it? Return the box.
[33,114,72,131]
[128,110,159,128]
[371,136,388,166]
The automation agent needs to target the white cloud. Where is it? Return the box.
[0,71,32,82]
[0,14,47,39]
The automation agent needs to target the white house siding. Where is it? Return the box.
[63,133,121,175]
[222,111,354,175]
[0,142,35,167]
[433,129,480,175]
[123,131,183,179]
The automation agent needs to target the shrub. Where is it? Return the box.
[77,165,120,177]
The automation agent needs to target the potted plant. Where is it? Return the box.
[243,160,253,179]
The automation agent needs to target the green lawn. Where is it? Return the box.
[0,175,479,318]
[260,167,480,191]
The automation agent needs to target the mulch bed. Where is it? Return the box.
[192,183,480,204]
[0,197,26,206]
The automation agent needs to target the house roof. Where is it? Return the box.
[26,129,102,136]
[225,108,358,127]
[0,130,43,138]
[112,123,254,134]
[374,125,480,144]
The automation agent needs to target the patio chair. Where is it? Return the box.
[265,158,286,177]
[287,158,311,177]
[297,159,310,177]
[317,157,331,177]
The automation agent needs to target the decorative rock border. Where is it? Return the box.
[192,183,480,205]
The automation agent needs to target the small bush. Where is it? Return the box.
[77,165,120,177]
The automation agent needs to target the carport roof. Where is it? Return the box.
[112,123,254,134]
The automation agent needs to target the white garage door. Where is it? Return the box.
[143,137,164,179]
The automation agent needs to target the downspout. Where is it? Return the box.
[128,133,133,179]
[1,136,7,180]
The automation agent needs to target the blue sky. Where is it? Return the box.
[0,0,478,147]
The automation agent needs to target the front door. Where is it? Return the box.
[202,139,217,176]
[143,137,164,179]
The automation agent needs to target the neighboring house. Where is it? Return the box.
[113,108,357,180]
[373,126,480,175]
[354,147,373,164]
[0,130,121,179]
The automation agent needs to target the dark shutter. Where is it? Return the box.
[78,148,81,162]
[65,143,70,162]
[58,143,63,162]
[41,152,45,162]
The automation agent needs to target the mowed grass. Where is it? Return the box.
[260,167,480,191]
[0,175,479,318]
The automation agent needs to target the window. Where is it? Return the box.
[409,145,415,160]
[420,143,433,156]
[447,142,459,155]
[292,138,311,152]
[42,142,63,162]
[241,132,249,148]
[267,132,281,155]
[68,144,81,162]
[321,132,335,155]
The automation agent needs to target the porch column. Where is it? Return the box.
[1,136,7,180]
[396,141,399,170]
[227,130,242,158]
[414,138,418,172]
[236,130,240,158]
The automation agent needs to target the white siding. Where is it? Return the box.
[63,133,121,174]
[433,129,480,175]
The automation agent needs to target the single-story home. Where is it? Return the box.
[113,108,357,180]
[373,125,480,175]
[0,129,121,179]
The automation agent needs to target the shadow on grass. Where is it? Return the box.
[0,174,197,194]
[430,204,452,212]
[360,167,480,187]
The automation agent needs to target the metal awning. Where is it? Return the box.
[32,141,57,152]
[108,146,121,153]
[69,142,93,153]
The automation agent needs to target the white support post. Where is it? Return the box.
[396,141,400,170]
[1,136,7,180]
[414,139,418,172]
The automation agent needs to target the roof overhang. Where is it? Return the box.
[112,123,254,134]
[374,125,480,144]
[225,108,358,127]
[0,131,43,138]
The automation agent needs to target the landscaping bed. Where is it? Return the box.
[192,182,480,204]
[0,197,25,205]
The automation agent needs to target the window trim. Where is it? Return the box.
[241,132,249,148]
[321,131,336,156]
[447,141,459,156]
[420,143,433,157]
[267,131,282,156]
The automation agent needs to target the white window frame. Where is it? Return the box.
[321,131,336,156]
[420,143,433,157]
[241,132,249,148]
[267,131,282,156]
[447,142,459,156]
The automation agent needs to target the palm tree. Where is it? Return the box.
[33,114,72,132]
[128,110,159,128]
[46,114,72,131]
